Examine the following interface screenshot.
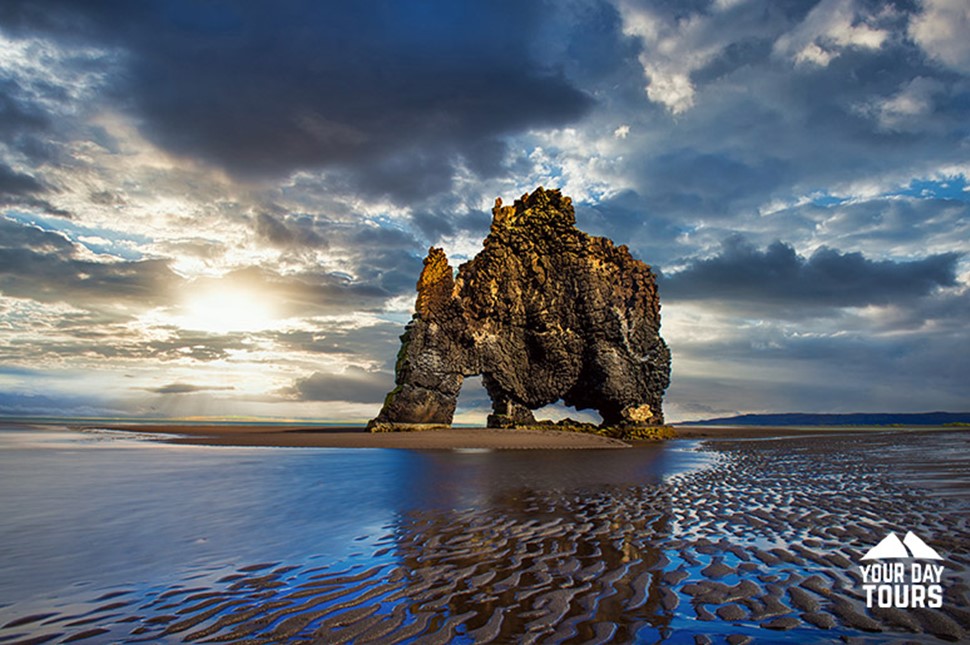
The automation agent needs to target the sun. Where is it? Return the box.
[179,287,279,334]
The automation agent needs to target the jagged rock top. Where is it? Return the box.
[490,188,576,232]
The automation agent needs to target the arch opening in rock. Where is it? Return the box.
[453,375,490,426]
[532,401,603,426]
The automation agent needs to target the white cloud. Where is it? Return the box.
[712,0,751,10]
[909,0,970,73]
[855,76,944,132]
[616,2,727,113]
[0,32,118,111]
[773,0,890,67]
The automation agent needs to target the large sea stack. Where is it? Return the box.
[369,187,671,439]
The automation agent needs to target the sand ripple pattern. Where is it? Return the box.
[2,433,968,643]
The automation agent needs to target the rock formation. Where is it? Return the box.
[369,187,671,438]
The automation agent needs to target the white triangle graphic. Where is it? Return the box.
[903,531,943,560]
[861,532,909,559]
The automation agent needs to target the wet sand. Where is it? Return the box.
[69,422,901,449]
[73,423,632,449]
[2,428,967,643]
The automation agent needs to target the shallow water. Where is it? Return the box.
[0,425,968,644]
[0,426,705,604]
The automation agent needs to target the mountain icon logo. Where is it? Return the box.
[861,531,943,560]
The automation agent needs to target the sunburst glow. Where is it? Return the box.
[178,287,279,334]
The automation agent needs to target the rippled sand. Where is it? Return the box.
[2,431,968,643]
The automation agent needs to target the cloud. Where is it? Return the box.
[145,382,235,395]
[597,0,967,229]
[617,0,741,113]
[855,76,945,133]
[0,390,119,417]
[909,0,970,74]
[661,236,960,308]
[193,266,394,318]
[772,0,890,67]
[268,321,402,365]
[0,162,68,216]
[0,0,967,422]
[0,217,179,307]
[0,162,42,196]
[253,213,327,250]
[0,78,50,142]
[0,0,593,201]
[283,366,393,404]
[663,280,970,421]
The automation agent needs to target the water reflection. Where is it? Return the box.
[391,470,676,642]
[12,428,966,643]
[0,430,696,583]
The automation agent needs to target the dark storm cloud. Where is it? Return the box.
[254,213,327,250]
[0,218,179,306]
[409,206,490,244]
[145,382,234,395]
[574,189,697,267]
[284,366,393,404]
[0,79,50,137]
[0,0,593,200]
[0,163,68,217]
[642,151,792,219]
[662,236,959,307]
[351,248,424,295]
[0,162,43,196]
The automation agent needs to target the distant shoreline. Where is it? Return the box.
[681,411,970,427]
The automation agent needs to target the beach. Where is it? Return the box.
[0,424,967,643]
[72,423,633,449]
[64,421,896,449]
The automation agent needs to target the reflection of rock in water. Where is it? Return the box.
[389,484,674,642]
[3,434,969,643]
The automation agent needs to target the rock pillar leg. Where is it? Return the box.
[486,398,536,429]
[369,247,468,432]
[367,319,464,431]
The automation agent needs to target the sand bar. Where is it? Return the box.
[63,422,958,449]
[74,423,633,449]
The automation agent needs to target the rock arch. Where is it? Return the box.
[368,187,671,436]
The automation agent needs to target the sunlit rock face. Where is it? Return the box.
[369,187,671,435]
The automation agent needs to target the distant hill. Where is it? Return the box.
[680,412,970,427]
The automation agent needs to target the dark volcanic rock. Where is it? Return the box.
[369,187,671,438]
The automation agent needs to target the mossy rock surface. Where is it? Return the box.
[521,420,675,441]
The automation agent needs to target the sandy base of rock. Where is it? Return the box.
[70,423,631,449]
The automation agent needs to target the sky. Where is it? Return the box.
[0,0,967,423]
